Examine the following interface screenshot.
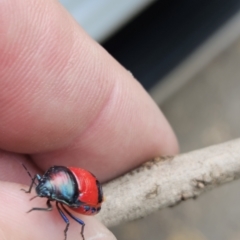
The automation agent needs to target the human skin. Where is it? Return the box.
[0,0,178,239]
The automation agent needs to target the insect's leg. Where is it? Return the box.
[56,202,69,240]
[21,175,38,193]
[27,199,52,213]
[61,204,85,240]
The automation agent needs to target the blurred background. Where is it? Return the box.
[60,1,240,239]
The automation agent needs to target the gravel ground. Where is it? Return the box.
[111,38,240,240]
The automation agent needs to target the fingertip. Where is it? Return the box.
[0,0,179,181]
[0,181,116,240]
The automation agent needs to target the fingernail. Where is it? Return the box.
[84,216,117,240]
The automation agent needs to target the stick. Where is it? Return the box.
[97,139,240,227]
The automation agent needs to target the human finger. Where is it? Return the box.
[0,181,116,240]
[0,0,178,182]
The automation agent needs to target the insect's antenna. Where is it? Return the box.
[21,163,37,185]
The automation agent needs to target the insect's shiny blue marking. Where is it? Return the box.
[35,166,79,205]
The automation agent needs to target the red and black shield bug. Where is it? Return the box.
[21,164,103,240]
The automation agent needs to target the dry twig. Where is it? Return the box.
[97,139,240,227]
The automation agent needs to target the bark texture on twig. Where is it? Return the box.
[97,139,240,227]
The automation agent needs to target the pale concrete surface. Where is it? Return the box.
[111,38,240,239]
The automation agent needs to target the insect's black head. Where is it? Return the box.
[36,177,52,198]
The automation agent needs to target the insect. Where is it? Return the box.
[21,164,103,240]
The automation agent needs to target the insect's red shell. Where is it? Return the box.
[68,167,103,215]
